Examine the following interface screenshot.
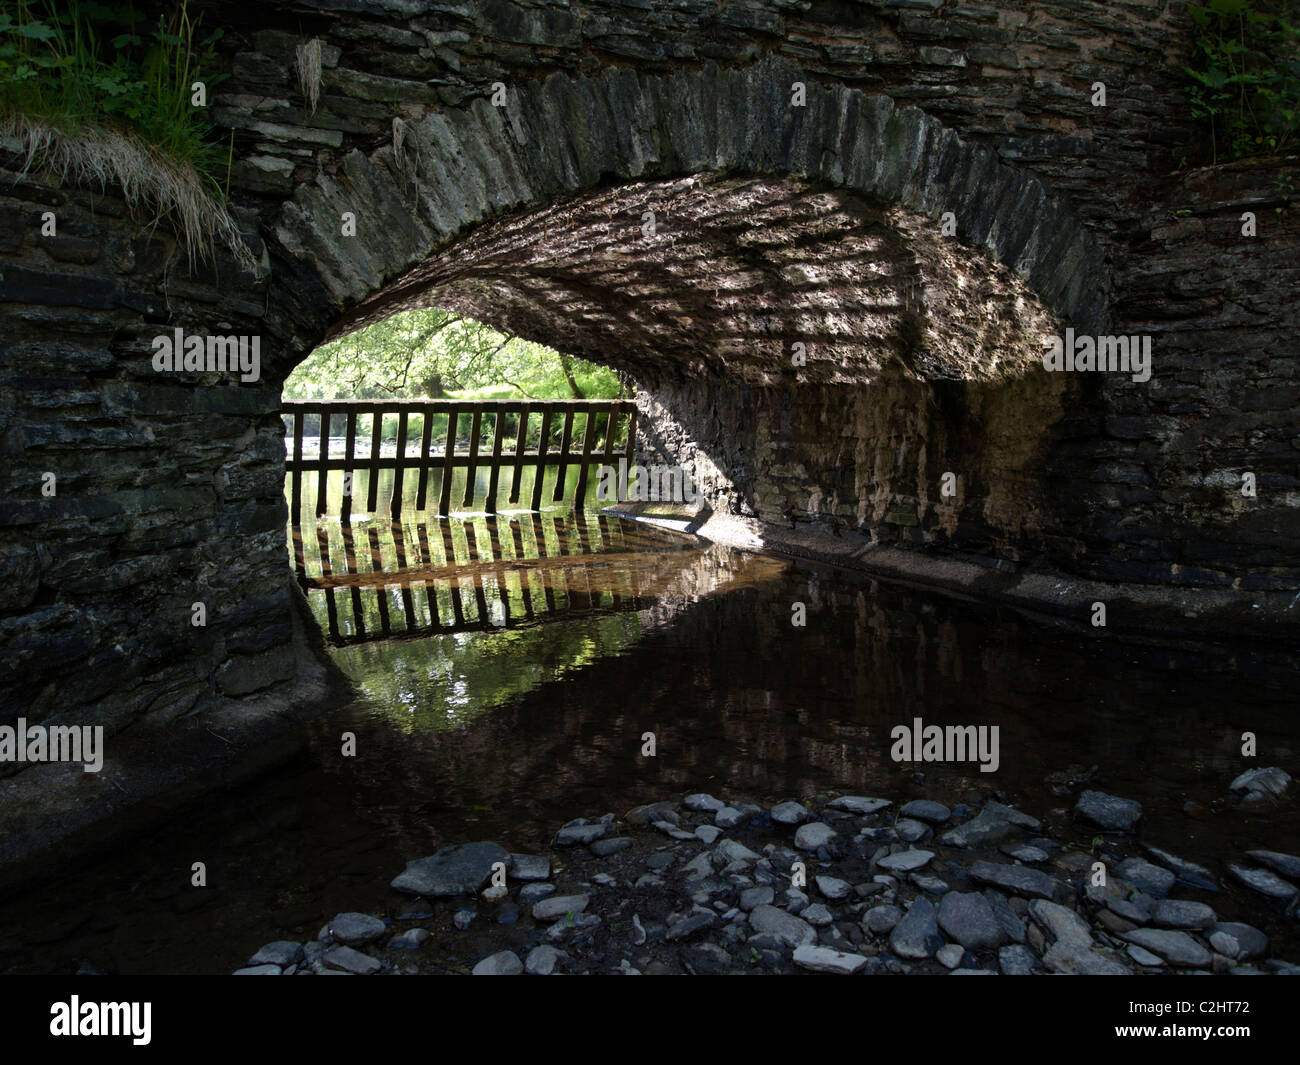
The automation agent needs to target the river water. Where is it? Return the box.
[0,497,1296,974]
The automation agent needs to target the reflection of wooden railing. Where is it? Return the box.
[292,512,674,645]
[283,399,637,520]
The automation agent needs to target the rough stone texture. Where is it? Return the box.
[1,0,1298,807]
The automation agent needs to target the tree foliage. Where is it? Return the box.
[284,308,623,402]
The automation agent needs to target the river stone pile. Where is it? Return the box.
[235,779,1298,976]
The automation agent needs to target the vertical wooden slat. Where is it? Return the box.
[486,411,506,513]
[552,407,576,502]
[416,402,435,511]
[510,404,530,504]
[439,407,459,517]
[366,406,383,513]
[462,407,483,508]
[531,408,553,511]
[391,409,409,520]
[572,408,599,505]
[341,408,357,522]
[314,409,331,516]
[623,403,637,464]
[290,407,305,521]
[600,403,620,502]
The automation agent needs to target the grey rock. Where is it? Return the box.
[524,945,562,975]
[1209,922,1268,961]
[1123,929,1213,968]
[1229,767,1290,799]
[591,837,633,857]
[472,950,523,975]
[998,944,1039,975]
[322,946,381,975]
[1152,899,1217,930]
[626,801,678,826]
[749,904,816,948]
[508,853,550,881]
[970,861,1058,900]
[793,944,868,974]
[684,793,725,813]
[715,839,761,865]
[911,873,949,895]
[556,823,608,846]
[937,943,965,969]
[233,964,281,975]
[801,903,834,927]
[815,875,852,901]
[889,897,944,959]
[519,882,555,905]
[327,913,385,945]
[1116,858,1176,899]
[900,799,950,823]
[248,941,304,967]
[1030,900,1129,975]
[985,890,1026,944]
[392,842,510,896]
[1001,844,1049,863]
[1127,944,1166,967]
[531,894,591,922]
[645,852,676,871]
[938,891,1006,951]
[1073,790,1143,832]
[794,822,836,850]
[877,849,933,873]
[896,818,931,842]
[1228,863,1298,899]
[665,912,717,942]
[452,908,475,930]
[863,904,903,934]
[715,807,746,828]
[1245,850,1300,880]
[740,885,775,911]
[388,928,429,950]
[940,802,1041,848]
[828,796,892,815]
[695,825,722,845]
[771,801,811,824]
[1140,844,1219,891]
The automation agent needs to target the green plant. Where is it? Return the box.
[1183,0,1300,162]
[0,1,228,177]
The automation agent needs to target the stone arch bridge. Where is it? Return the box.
[0,1,1296,853]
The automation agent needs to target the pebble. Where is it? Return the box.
[801,903,833,927]
[771,801,811,824]
[969,861,1058,900]
[748,904,816,948]
[1246,850,1300,880]
[939,802,1040,848]
[391,842,510,896]
[900,799,950,824]
[862,904,903,934]
[828,796,891,815]
[896,818,931,842]
[936,944,965,969]
[937,891,1005,951]
[531,894,591,922]
[1122,928,1212,968]
[998,944,1038,975]
[555,823,607,846]
[877,849,933,873]
[815,875,852,901]
[327,913,386,945]
[233,964,281,975]
[1073,790,1143,832]
[695,825,722,845]
[248,941,304,967]
[793,822,836,850]
[740,885,775,911]
[1228,863,1298,899]
[518,882,556,905]
[591,837,632,857]
[1151,899,1216,930]
[889,897,944,960]
[1229,767,1290,800]
[472,950,523,975]
[792,944,868,974]
[525,944,562,974]
[452,909,475,930]
[323,946,381,975]
[715,807,746,828]
[1140,844,1218,891]
[388,928,429,950]
[685,793,725,813]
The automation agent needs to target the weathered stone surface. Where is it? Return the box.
[748,903,816,948]
[391,842,510,896]
[937,891,1005,951]
[889,897,943,959]
[969,861,1058,900]
[1073,791,1143,832]
[1122,929,1213,969]
[940,802,1040,848]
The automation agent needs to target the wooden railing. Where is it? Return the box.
[283,399,636,520]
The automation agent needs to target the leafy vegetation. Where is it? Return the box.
[0,0,228,178]
[1183,0,1300,162]
[285,309,624,404]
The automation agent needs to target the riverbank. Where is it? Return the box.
[236,774,1299,976]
